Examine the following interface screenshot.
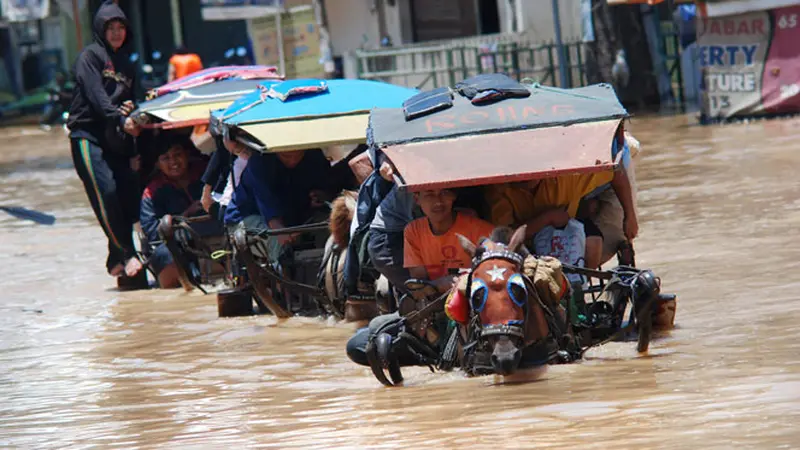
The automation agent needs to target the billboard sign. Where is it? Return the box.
[697,2,800,119]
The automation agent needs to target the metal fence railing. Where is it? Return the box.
[352,26,688,107]
[354,36,588,91]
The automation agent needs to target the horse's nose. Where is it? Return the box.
[491,341,522,375]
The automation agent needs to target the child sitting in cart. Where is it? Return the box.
[140,138,224,288]
[404,188,495,295]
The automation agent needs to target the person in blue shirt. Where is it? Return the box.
[367,184,415,295]
[225,143,352,265]
[140,138,223,288]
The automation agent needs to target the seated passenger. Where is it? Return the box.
[140,138,224,288]
[368,185,415,295]
[368,163,484,300]
[224,147,339,265]
[346,187,494,366]
[212,138,251,221]
[579,130,640,263]
[485,166,637,271]
[404,188,495,292]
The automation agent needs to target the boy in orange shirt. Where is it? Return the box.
[404,189,495,293]
[346,187,493,367]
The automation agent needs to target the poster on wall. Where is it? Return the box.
[248,6,323,79]
[697,2,800,120]
[1,0,50,22]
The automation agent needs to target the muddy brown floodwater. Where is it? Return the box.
[1,116,800,449]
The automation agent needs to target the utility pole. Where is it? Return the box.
[275,6,286,76]
[551,0,570,88]
[72,0,83,50]
[170,0,183,48]
[312,0,335,75]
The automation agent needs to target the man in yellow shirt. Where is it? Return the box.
[484,167,637,269]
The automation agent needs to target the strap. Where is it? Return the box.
[438,323,460,371]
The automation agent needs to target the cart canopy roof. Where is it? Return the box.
[368,75,629,192]
[219,78,418,153]
[134,78,277,129]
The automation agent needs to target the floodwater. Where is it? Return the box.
[1,116,800,449]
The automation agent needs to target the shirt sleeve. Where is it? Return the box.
[403,221,424,269]
[201,147,230,192]
[560,172,614,217]
[486,186,516,227]
[140,189,162,242]
[242,157,283,223]
[577,172,614,198]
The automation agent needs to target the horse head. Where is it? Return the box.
[458,225,551,376]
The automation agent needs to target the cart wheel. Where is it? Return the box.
[217,286,256,317]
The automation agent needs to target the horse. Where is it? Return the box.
[321,190,357,317]
[322,190,384,324]
[456,225,573,379]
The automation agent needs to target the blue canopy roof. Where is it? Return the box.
[221,79,419,126]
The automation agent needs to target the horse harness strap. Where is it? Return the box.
[522,274,582,362]
[473,249,524,270]
[403,291,449,326]
[480,323,526,340]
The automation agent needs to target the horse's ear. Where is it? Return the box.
[456,233,477,258]
[509,225,528,252]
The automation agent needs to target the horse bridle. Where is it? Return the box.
[467,243,535,345]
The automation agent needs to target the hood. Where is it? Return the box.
[92,0,130,52]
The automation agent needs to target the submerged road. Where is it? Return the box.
[1,116,799,448]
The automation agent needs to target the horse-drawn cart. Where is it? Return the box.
[356,75,677,385]
[128,67,282,295]
[215,79,419,320]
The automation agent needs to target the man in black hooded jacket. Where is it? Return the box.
[68,0,144,279]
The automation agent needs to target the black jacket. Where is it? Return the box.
[201,139,233,195]
[67,0,136,155]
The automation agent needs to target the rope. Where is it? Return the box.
[211,249,232,260]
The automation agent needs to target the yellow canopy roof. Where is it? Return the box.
[146,101,236,128]
[235,113,370,152]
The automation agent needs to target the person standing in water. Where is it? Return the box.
[67,0,144,280]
